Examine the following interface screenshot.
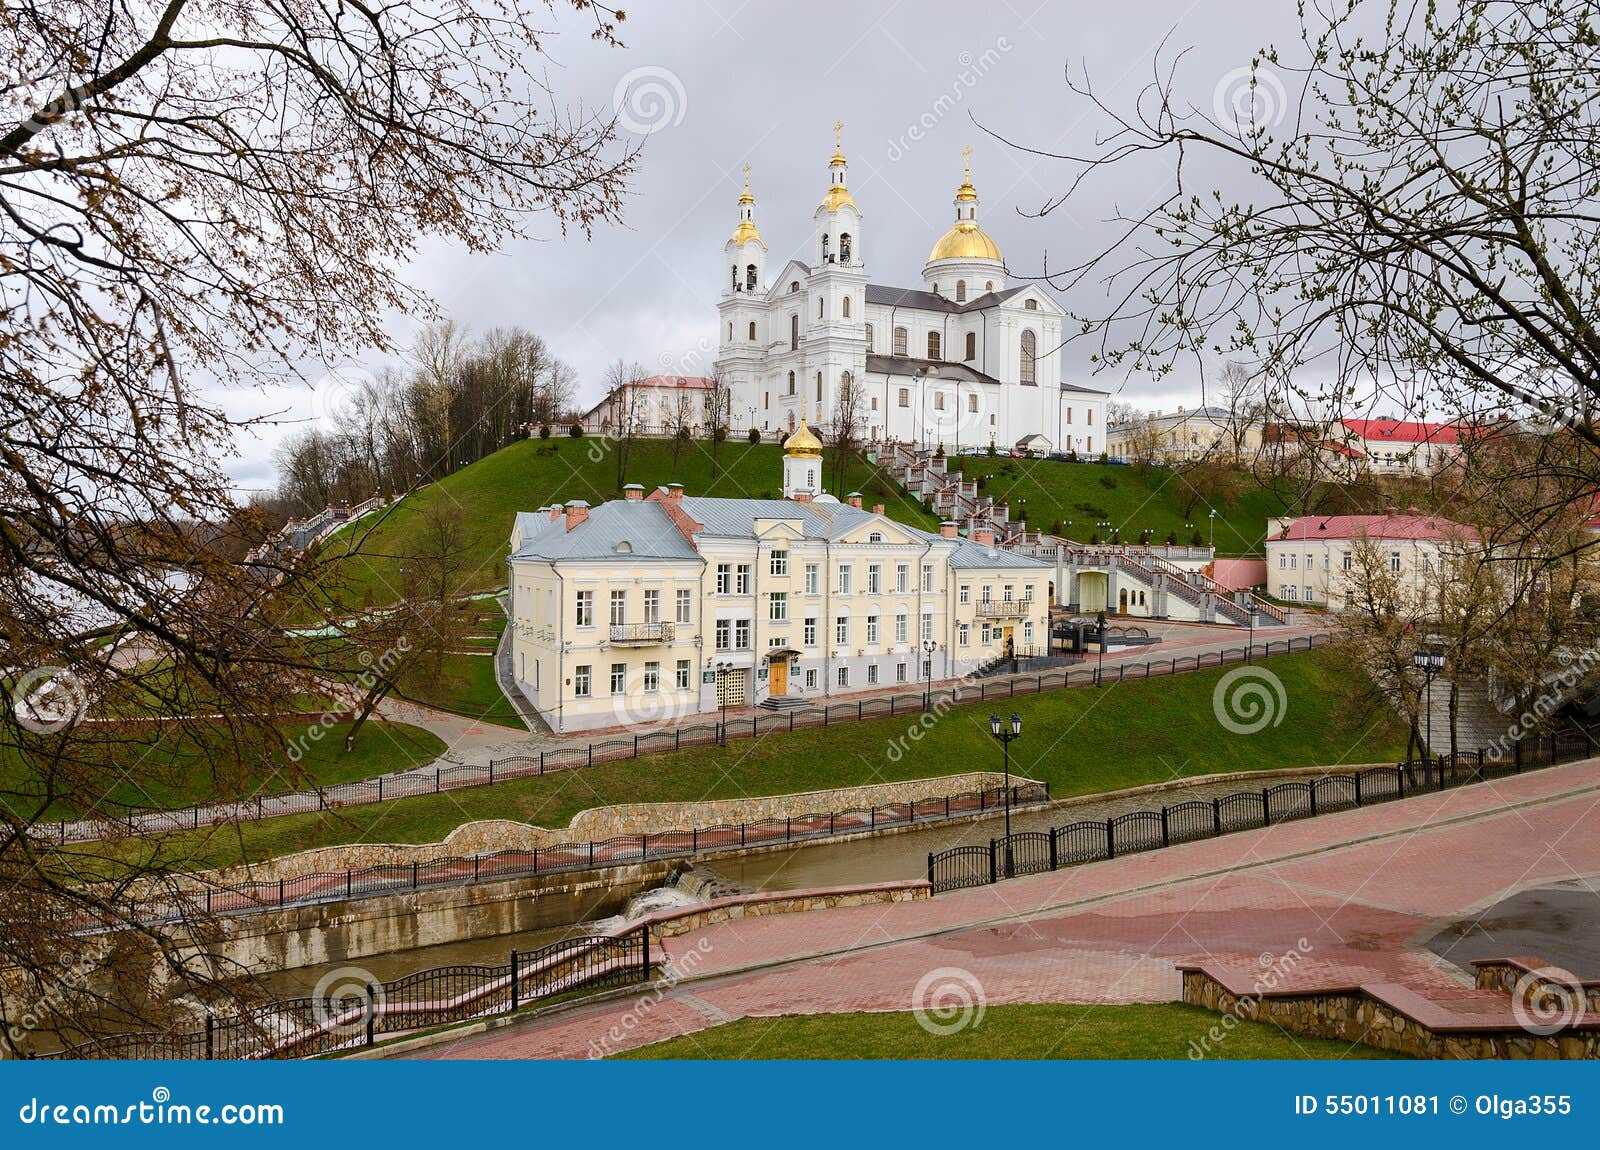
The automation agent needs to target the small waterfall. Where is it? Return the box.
[583,866,735,935]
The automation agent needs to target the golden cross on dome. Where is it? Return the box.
[742,161,751,188]
[834,120,844,148]
[963,144,973,178]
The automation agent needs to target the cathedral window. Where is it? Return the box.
[839,233,852,263]
[816,372,823,400]
[787,371,796,395]
[934,392,945,411]
[731,266,738,290]
[790,314,799,350]
[748,321,757,341]
[1024,298,1038,310]
[820,234,830,263]
[864,322,874,350]
[985,281,994,291]
[965,332,976,361]
[927,331,941,360]
[967,393,978,413]
[893,326,908,355]
[818,296,825,319]
[842,296,851,319]
[955,280,966,302]
[897,388,909,408]
[790,281,799,293]
[746,264,757,291]
[1020,329,1037,385]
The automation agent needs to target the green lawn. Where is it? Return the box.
[4,720,445,819]
[81,648,1404,872]
[615,1003,1403,1060]
[397,652,525,730]
[942,454,1289,557]
[318,438,936,607]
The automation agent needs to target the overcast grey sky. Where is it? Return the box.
[225,0,1312,492]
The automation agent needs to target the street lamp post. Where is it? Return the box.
[988,712,1023,876]
[1095,609,1107,686]
[921,640,938,711]
[1208,508,1217,550]
[1412,648,1446,763]
[715,660,736,745]
[1246,602,1258,663]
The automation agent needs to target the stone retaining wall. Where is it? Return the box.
[644,881,927,943]
[1472,958,1600,1012]
[211,771,1025,885]
[1181,968,1600,1059]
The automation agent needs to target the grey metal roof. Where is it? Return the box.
[511,502,701,562]
[864,354,1003,386]
[676,496,894,541]
[865,283,1030,313]
[947,539,1052,570]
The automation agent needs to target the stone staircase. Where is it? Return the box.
[1420,672,1508,757]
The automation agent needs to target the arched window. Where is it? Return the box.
[730,266,738,290]
[893,326,908,355]
[748,321,757,341]
[965,332,976,361]
[818,296,825,319]
[842,296,851,319]
[839,233,853,263]
[816,371,823,400]
[790,281,799,293]
[787,370,796,395]
[727,322,733,340]
[955,280,966,302]
[821,234,830,263]
[1024,298,1038,311]
[985,281,994,291]
[931,283,939,295]
[1020,329,1037,385]
[790,314,799,350]
[865,322,875,351]
[745,264,757,291]
[927,331,941,360]
[788,412,796,430]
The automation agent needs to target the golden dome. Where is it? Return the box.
[730,219,762,245]
[819,120,855,211]
[928,220,1002,263]
[783,418,823,458]
[820,184,856,212]
[955,146,978,202]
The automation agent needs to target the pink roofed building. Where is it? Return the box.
[1332,417,1465,474]
[577,375,726,436]
[1264,512,1475,610]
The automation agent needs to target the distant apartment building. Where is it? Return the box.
[1106,405,1259,463]
[577,375,727,437]
[1264,513,1473,609]
[1327,418,1463,475]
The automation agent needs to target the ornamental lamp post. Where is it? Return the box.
[1208,508,1217,550]
[988,711,1023,876]
[1096,609,1107,686]
[921,639,938,711]
[1412,648,1446,761]
[1246,601,1259,663]
[715,659,736,745]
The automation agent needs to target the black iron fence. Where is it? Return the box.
[46,635,1331,845]
[927,732,1592,895]
[104,782,1050,929]
[32,927,650,1061]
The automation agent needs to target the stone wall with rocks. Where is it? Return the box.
[1181,968,1600,1059]
[209,771,1028,886]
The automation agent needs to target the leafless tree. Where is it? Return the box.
[704,369,732,481]
[603,359,649,489]
[0,0,632,1053]
[826,371,867,495]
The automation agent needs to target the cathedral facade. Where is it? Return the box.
[714,128,1107,455]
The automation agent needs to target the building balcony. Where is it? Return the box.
[974,599,1032,618]
[609,621,675,644]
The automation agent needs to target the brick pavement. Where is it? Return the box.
[416,757,1600,1059]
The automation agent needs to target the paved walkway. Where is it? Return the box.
[418,756,1600,1059]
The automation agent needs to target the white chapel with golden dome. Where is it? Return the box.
[715,127,1107,455]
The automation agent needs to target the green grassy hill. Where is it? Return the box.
[319,437,937,606]
[942,454,1288,556]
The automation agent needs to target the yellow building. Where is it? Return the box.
[507,424,1052,731]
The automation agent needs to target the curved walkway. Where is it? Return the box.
[414,756,1600,1059]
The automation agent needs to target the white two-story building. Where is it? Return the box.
[507,424,1053,731]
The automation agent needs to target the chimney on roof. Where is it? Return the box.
[546,506,562,523]
[792,492,814,503]
[872,503,885,515]
[973,529,995,546]
[846,492,863,509]
[940,521,959,538]
[662,483,684,502]
[623,484,644,502]
[564,500,590,531]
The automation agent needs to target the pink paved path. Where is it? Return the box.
[412,757,1600,1059]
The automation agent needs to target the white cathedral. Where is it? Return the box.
[714,126,1107,455]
